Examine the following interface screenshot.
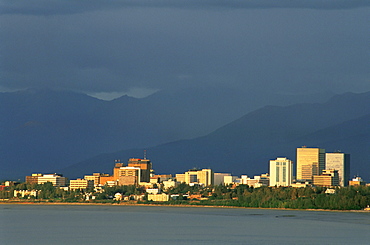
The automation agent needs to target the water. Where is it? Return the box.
[1,204,369,245]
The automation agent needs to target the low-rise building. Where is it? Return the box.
[38,174,68,187]
[214,173,231,185]
[162,179,177,190]
[177,169,214,186]
[25,173,43,184]
[224,175,238,185]
[313,169,339,187]
[14,190,39,198]
[349,176,366,186]
[84,173,110,187]
[175,174,185,183]
[236,174,269,188]
[69,179,94,191]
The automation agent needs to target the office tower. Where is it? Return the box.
[296,147,325,182]
[127,158,152,183]
[269,157,293,187]
[325,152,350,187]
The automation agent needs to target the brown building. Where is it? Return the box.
[119,176,138,186]
[127,158,152,183]
[113,160,125,178]
[25,173,43,184]
[84,173,111,186]
[99,176,117,186]
[117,167,141,185]
[313,169,339,187]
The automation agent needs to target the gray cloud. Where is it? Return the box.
[1,1,369,97]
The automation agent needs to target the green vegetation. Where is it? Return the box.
[1,182,369,210]
[158,184,370,210]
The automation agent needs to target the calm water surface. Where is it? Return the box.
[1,204,369,244]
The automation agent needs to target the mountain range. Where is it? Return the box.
[59,91,370,181]
[1,88,369,181]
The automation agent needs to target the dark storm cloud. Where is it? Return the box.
[1,0,369,96]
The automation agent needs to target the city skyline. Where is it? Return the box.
[17,147,358,188]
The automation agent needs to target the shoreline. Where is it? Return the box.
[1,201,368,213]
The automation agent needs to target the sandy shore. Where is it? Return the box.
[1,200,368,212]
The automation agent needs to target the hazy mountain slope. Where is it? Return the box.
[60,91,370,181]
[1,87,333,179]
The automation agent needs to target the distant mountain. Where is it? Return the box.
[0,87,332,180]
[60,91,370,181]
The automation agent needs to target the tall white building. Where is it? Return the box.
[269,157,293,187]
[325,152,350,186]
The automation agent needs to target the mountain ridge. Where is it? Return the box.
[1,87,336,179]
[59,91,370,181]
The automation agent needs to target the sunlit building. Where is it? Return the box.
[69,179,94,191]
[37,174,68,187]
[25,173,43,184]
[127,158,152,183]
[296,147,325,182]
[214,173,232,185]
[182,169,214,186]
[313,169,339,187]
[269,157,293,187]
[117,167,141,186]
[325,152,350,186]
[84,173,110,187]
[349,176,366,186]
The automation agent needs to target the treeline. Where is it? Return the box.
[0,182,146,203]
[163,184,370,210]
[1,182,370,210]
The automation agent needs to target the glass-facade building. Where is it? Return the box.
[296,147,325,182]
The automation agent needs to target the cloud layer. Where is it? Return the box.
[1,1,369,97]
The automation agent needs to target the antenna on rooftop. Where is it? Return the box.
[144,150,147,159]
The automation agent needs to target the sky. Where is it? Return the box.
[1,0,369,99]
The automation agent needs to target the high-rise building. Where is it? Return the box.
[296,147,325,182]
[325,152,350,186]
[127,158,152,183]
[269,157,293,187]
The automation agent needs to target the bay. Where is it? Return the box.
[1,204,369,244]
